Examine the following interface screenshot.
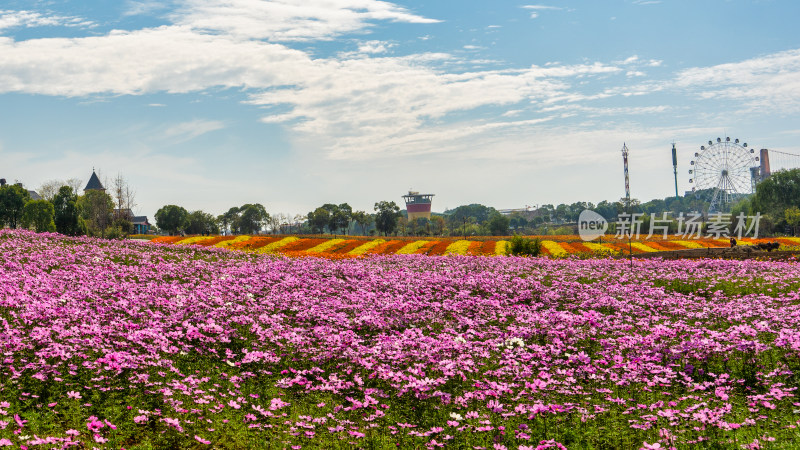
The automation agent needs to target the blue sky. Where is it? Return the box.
[2,0,800,218]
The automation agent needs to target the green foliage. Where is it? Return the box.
[753,169,800,218]
[444,204,497,228]
[506,234,542,256]
[350,210,373,235]
[236,204,269,234]
[155,205,189,235]
[307,206,330,234]
[487,212,510,236]
[20,199,56,232]
[329,203,352,235]
[53,186,85,236]
[186,210,221,235]
[78,190,114,237]
[217,207,241,234]
[0,183,30,229]
[785,206,800,235]
[373,200,401,236]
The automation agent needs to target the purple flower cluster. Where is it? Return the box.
[0,230,799,449]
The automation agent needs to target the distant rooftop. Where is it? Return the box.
[84,171,105,191]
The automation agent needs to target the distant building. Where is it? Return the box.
[114,208,151,235]
[403,191,435,221]
[132,216,151,234]
[0,178,41,200]
[84,170,105,193]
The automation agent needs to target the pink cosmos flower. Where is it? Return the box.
[66,391,81,400]
[195,435,211,445]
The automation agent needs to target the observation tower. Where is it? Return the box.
[402,190,435,221]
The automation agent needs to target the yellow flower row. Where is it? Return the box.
[672,240,705,249]
[630,242,658,253]
[253,237,298,254]
[495,240,509,256]
[348,239,385,255]
[445,240,471,255]
[397,240,429,254]
[541,240,567,257]
[177,236,214,245]
[307,238,346,253]
[214,235,251,248]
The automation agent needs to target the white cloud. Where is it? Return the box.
[172,0,439,41]
[162,119,225,143]
[522,5,563,11]
[249,60,623,160]
[0,10,94,31]
[522,5,564,19]
[357,40,394,54]
[675,48,800,113]
[124,0,171,17]
[0,27,314,96]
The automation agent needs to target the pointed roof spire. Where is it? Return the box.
[84,170,105,192]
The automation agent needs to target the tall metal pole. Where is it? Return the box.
[622,143,632,266]
[622,143,631,207]
[672,143,679,199]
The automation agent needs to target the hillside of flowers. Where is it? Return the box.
[2,230,800,449]
[151,234,800,258]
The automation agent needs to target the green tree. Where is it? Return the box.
[374,201,401,236]
[53,186,85,236]
[351,210,372,236]
[753,169,800,218]
[217,207,241,234]
[487,212,510,236]
[185,210,221,235]
[445,204,496,226]
[330,203,352,236]
[78,190,114,237]
[237,204,269,234]
[20,199,56,232]
[0,184,30,229]
[155,205,189,235]
[786,206,800,236]
[307,207,331,234]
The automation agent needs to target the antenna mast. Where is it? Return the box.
[622,143,631,208]
[672,143,679,199]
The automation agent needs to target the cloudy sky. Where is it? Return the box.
[2,0,800,218]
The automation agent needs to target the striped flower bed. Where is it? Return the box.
[150,234,798,259]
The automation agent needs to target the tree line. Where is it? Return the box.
[0,175,137,238]
[154,201,406,236]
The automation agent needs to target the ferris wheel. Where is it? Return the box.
[688,136,759,212]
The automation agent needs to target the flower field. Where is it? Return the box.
[2,230,800,449]
[151,235,800,258]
